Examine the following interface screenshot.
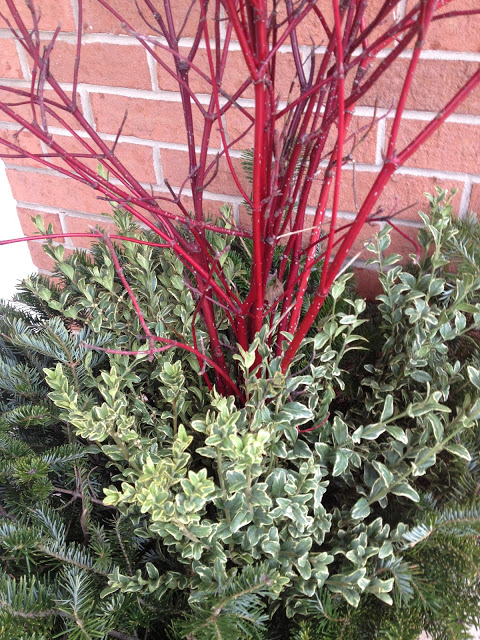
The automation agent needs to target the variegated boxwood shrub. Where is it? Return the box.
[2,189,480,639]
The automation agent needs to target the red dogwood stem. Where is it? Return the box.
[282,65,480,372]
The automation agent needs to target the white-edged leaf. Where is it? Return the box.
[332,448,352,477]
[410,370,432,383]
[445,443,471,461]
[380,395,394,422]
[385,424,408,444]
[351,498,370,520]
[361,423,385,440]
[391,483,420,502]
[467,366,480,391]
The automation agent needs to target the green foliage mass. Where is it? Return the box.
[1,189,480,639]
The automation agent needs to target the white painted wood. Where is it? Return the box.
[0,160,35,299]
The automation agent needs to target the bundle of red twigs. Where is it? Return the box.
[1,0,479,396]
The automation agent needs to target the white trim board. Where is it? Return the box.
[0,160,35,300]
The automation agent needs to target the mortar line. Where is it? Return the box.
[78,88,96,128]
[232,202,240,226]
[397,0,408,19]
[70,0,80,31]
[5,159,480,186]
[4,153,480,185]
[458,179,473,220]
[1,26,480,61]
[1,75,478,125]
[375,118,386,166]
[152,145,164,186]
[57,210,74,247]
[146,49,159,92]
[13,39,32,82]
[218,4,227,41]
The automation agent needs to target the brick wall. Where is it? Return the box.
[0,0,479,295]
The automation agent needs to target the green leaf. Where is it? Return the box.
[332,448,352,477]
[407,401,450,417]
[410,370,432,383]
[378,540,393,559]
[351,497,370,520]
[429,414,444,442]
[444,443,471,461]
[279,402,314,425]
[467,366,480,391]
[385,424,408,444]
[428,278,445,296]
[377,229,392,252]
[382,253,402,266]
[330,275,351,300]
[332,416,348,445]
[372,460,394,486]
[361,423,386,440]
[391,483,420,503]
[380,395,394,422]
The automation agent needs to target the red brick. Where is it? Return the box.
[156,46,213,95]
[0,39,23,79]
[290,2,334,47]
[27,241,74,272]
[201,198,227,224]
[44,133,157,184]
[156,46,254,98]
[154,191,196,219]
[160,148,194,186]
[27,241,55,271]
[469,183,480,214]
[306,121,378,209]
[46,41,151,90]
[319,170,464,219]
[7,168,112,215]
[224,107,255,151]
[63,214,118,248]
[238,204,252,232]
[161,148,248,197]
[0,0,77,32]
[354,267,383,299]
[105,141,158,185]
[81,0,154,35]
[382,174,464,219]
[333,214,383,256]
[380,222,422,266]
[0,87,85,132]
[386,119,480,174]
[221,49,255,100]
[332,115,378,165]
[156,45,299,102]
[0,128,44,168]
[172,1,217,39]
[291,0,396,47]
[90,92,221,147]
[82,0,214,38]
[206,155,250,197]
[358,58,480,115]
[17,207,62,237]
[408,0,480,53]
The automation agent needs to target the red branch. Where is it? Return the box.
[0,0,479,397]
